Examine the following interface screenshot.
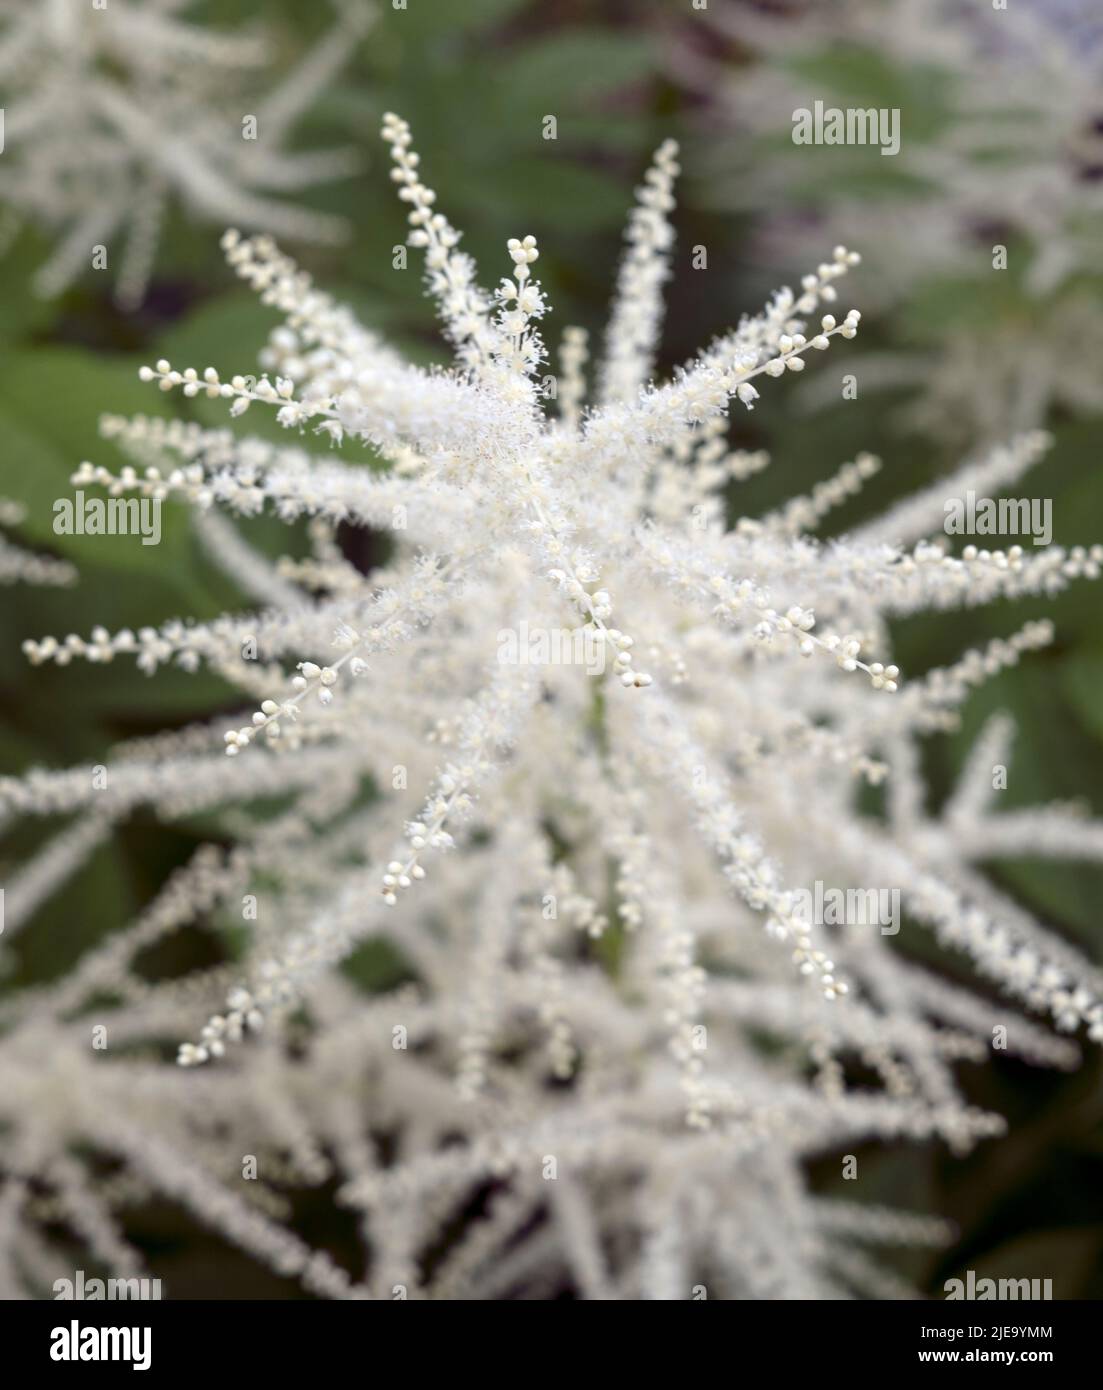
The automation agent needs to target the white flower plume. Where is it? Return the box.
[2,115,1102,1300]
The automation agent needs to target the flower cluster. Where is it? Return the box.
[1,116,1101,1300]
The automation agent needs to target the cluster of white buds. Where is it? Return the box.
[494,236,548,376]
[223,656,347,755]
[224,697,294,754]
[753,603,818,649]
[385,112,443,250]
[796,246,863,313]
[765,310,861,376]
[867,662,901,693]
[546,567,653,687]
[380,818,439,905]
[607,628,652,688]
[703,575,899,692]
[71,458,173,503]
[293,661,340,705]
[734,308,860,409]
[178,990,264,1066]
[801,947,848,1003]
[138,359,320,429]
[382,112,502,371]
[961,544,1025,570]
[817,633,898,690]
[218,609,406,758]
[761,910,850,1002]
[507,235,539,272]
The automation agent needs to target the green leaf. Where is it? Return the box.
[505,30,655,109]
[1061,649,1103,744]
[0,348,208,601]
[0,226,63,344]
